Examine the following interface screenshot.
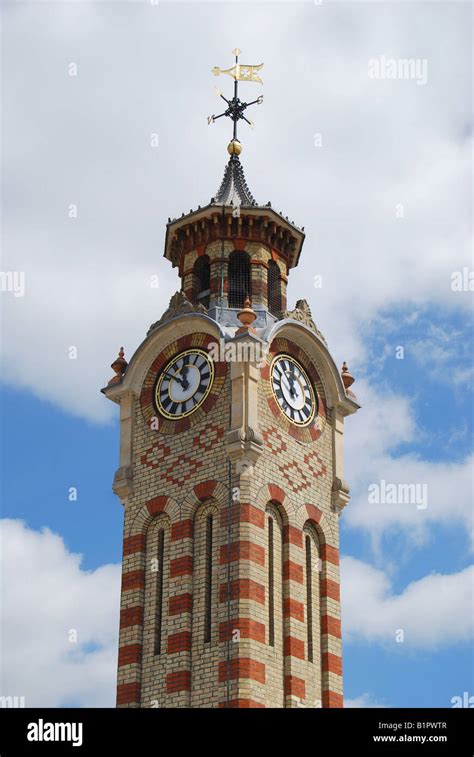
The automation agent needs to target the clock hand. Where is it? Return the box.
[163,370,184,387]
[284,370,297,398]
[180,365,190,391]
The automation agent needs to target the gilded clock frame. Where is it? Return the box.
[154,348,215,420]
[270,352,318,427]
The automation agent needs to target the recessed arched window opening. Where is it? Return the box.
[266,502,284,651]
[154,528,165,655]
[228,250,251,308]
[303,523,321,665]
[305,534,313,662]
[204,514,213,643]
[268,515,275,647]
[267,260,282,314]
[192,500,219,654]
[193,255,211,308]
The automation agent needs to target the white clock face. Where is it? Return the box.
[155,349,214,419]
[270,354,316,426]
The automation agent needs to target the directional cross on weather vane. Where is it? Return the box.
[208,48,264,144]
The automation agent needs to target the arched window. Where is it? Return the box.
[228,250,251,308]
[204,514,213,643]
[267,260,281,314]
[142,515,170,659]
[192,502,219,646]
[268,514,275,646]
[140,514,171,706]
[266,502,285,707]
[191,501,220,706]
[266,503,283,649]
[192,255,210,308]
[303,523,321,665]
[154,527,166,655]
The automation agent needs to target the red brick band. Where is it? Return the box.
[117,682,140,706]
[167,631,192,654]
[323,691,343,708]
[219,579,265,605]
[320,577,340,601]
[321,614,342,638]
[121,569,145,591]
[118,643,142,667]
[284,636,305,660]
[219,619,266,644]
[170,556,193,577]
[320,544,340,566]
[169,593,193,615]
[285,675,306,699]
[283,525,303,547]
[123,534,146,556]
[283,560,304,584]
[120,606,144,629]
[166,671,191,693]
[283,598,304,622]
[218,658,266,684]
[219,503,265,529]
[171,519,193,541]
[322,652,343,676]
[220,541,265,566]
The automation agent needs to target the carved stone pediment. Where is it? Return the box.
[280,299,326,344]
[147,291,208,335]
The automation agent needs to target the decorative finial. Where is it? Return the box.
[236,297,257,334]
[341,361,355,390]
[208,48,264,154]
[227,139,242,156]
[108,347,128,386]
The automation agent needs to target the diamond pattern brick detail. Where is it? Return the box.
[193,423,225,452]
[279,450,326,493]
[262,428,326,493]
[162,454,203,485]
[140,440,203,485]
[140,441,171,470]
[262,426,287,455]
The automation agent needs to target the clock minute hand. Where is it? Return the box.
[163,370,184,387]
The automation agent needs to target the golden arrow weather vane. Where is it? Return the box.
[208,48,264,155]
[212,62,264,85]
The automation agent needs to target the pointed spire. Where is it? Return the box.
[212,155,257,207]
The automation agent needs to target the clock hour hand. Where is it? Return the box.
[180,365,190,391]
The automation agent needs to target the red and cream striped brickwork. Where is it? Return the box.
[115,326,344,709]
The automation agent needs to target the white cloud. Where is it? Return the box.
[345,693,388,709]
[1,1,471,421]
[344,380,474,547]
[341,556,474,648]
[0,519,120,707]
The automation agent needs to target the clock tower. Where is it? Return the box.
[102,51,359,709]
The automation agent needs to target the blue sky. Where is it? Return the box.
[1,1,472,708]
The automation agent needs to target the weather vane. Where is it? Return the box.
[208,48,264,156]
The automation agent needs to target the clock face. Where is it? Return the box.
[154,349,214,420]
[270,354,317,426]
